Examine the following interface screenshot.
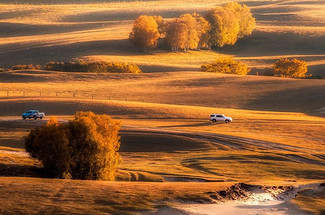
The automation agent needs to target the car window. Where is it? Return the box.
[210,115,215,117]
[216,115,223,117]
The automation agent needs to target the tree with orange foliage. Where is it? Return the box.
[129,15,161,48]
[166,13,210,52]
[25,112,121,180]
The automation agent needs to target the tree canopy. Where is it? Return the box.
[129,15,161,48]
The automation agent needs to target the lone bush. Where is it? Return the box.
[11,64,41,70]
[25,112,121,180]
[273,58,308,78]
[44,61,141,73]
[201,57,250,75]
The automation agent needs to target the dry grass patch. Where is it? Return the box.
[0,177,232,214]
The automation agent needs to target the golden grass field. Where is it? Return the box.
[0,0,325,214]
[0,0,324,75]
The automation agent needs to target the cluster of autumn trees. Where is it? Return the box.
[129,2,255,51]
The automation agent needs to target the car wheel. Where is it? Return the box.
[23,117,26,120]
[225,119,230,123]
[28,117,31,119]
[34,116,37,120]
[40,117,43,119]
[212,119,216,123]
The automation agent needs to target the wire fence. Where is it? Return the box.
[0,90,161,104]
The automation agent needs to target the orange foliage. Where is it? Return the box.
[129,15,161,48]
[25,112,121,180]
[273,58,308,78]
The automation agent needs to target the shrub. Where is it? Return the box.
[44,61,141,73]
[273,58,308,78]
[25,112,121,180]
[129,15,161,48]
[201,57,250,75]
[11,64,41,70]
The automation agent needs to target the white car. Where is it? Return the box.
[210,114,232,123]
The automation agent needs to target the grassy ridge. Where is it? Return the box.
[1,71,324,114]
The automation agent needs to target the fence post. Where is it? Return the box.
[73,92,76,97]
[7,91,9,96]
[40,91,41,96]
[23,91,25,96]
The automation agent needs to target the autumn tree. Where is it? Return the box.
[166,13,210,52]
[206,7,240,47]
[273,58,308,78]
[129,15,160,48]
[201,57,250,75]
[192,13,211,49]
[25,112,121,180]
[205,2,255,47]
[225,2,256,38]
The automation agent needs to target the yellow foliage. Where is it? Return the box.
[129,15,160,48]
[273,58,308,78]
[166,13,210,52]
[225,2,256,38]
[201,57,250,75]
[206,7,239,47]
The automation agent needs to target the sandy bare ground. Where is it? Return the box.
[171,183,322,215]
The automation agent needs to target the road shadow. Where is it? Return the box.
[158,122,215,128]
[119,131,210,152]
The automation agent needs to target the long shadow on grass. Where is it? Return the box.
[119,131,210,152]
[0,39,141,68]
[223,31,325,57]
[0,21,122,38]
[0,39,196,73]
[243,85,325,116]
[0,163,45,177]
